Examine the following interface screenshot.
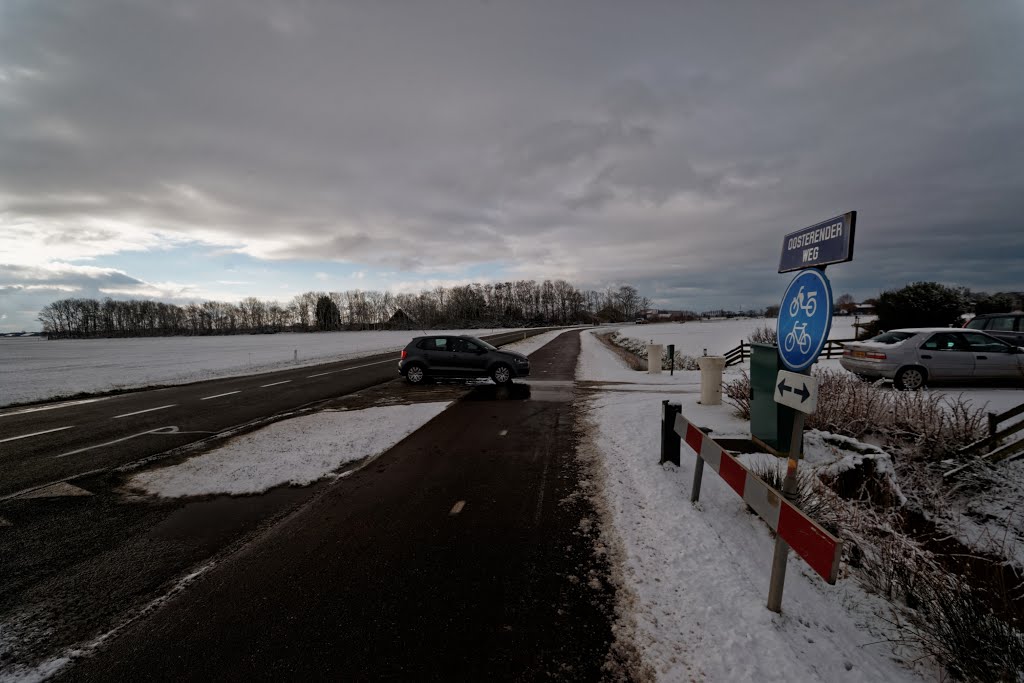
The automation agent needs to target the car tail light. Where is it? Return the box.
[401,349,407,360]
[844,349,885,360]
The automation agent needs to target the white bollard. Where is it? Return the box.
[647,344,664,374]
[697,356,727,404]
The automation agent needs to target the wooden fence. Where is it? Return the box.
[723,339,854,367]
[957,401,1024,463]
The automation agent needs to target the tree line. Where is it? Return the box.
[37,281,653,338]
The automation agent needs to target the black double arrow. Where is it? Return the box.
[777,378,811,403]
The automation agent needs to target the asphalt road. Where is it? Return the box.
[0,329,553,499]
[58,329,627,681]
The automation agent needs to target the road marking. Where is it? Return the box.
[499,430,508,436]
[449,500,466,516]
[308,358,397,379]
[260,380,292,388]
[0,397,110,419]
[113,404,177,419]
[0,425,75,444]
[53,426,181,459]
[200,391,241,401]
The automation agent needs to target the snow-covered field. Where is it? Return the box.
[617,316,863,357]
[0,327,534,407]
[576,329,923,681]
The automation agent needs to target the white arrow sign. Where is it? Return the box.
[774,370,818,414]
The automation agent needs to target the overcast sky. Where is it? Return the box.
[2,0,1022,331]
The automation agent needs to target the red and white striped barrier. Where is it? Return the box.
[674,413,843,584]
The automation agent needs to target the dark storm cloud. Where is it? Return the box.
[1,0,1022,315]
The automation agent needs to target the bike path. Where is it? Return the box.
[60,330,625,681]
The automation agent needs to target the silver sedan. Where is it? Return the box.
[840,328,1024,390]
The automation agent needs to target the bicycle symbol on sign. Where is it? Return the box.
[784,321,812,355]
[788,286,817,318]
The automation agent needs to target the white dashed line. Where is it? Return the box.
[449,500,466,516]
[307,371,335,378]
[498,429,508,437]
[260,380,292,388]
[0,425,75,444]
[113,404,177,419]
[200,391,241,401]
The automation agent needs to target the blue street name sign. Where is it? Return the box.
[777,269,833,372]
[778,211,857,273]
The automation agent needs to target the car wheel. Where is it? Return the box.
[490,364,512,385]
[405,363,426,385]
[893,366,926,391]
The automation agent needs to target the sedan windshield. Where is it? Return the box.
[867,331,917,344]
[474,338,497,351]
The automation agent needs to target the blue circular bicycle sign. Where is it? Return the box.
[777,269,833,372]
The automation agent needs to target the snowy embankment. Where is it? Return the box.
[576,329,922,682]
[0,327,531,407]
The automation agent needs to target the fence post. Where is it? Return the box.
[660,400,681,466]
[989,412,999,439]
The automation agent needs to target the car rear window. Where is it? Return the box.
[867,331,916,344]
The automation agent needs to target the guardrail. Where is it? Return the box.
[723,339,854,367]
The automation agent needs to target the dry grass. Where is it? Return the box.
[747,325,778,345]
[723,368,986,461]
[723,370,751,419]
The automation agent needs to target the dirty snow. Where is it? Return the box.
[129,402,450,497]
[576,329,923,682]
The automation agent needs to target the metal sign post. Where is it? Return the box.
[766,406,806,612]
[765,211,855,612]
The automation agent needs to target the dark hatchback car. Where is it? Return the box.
[965,312,1024,347]
[398,335,530,385]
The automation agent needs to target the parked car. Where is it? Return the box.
[398,335,530,385]
[635,318,648,324]
[964,312,1024,347]
[840,328,1024,390]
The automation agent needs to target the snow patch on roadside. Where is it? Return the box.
[128,402,451,497]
